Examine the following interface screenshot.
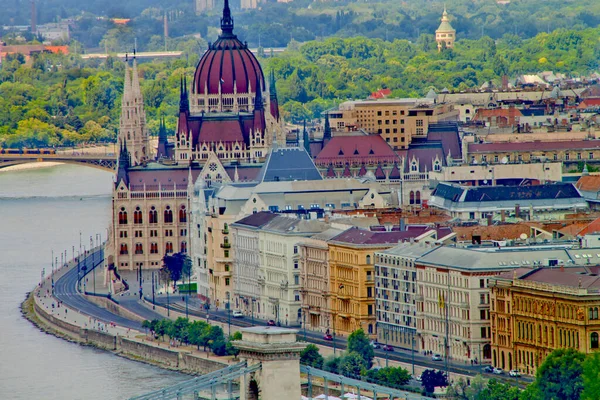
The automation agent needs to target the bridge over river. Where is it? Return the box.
[0,152,118,172]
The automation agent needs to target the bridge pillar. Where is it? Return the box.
[234,327,306,400]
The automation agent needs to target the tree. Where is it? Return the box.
[532,348,585,400]
[300,344,324,369]
[581,351,600,400]
[323,356,341,374]
[420,369,448,395]
[162,252,192,285]
[347,329,374,369]
[339,352,365,378]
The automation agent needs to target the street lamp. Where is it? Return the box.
[227,292,231,336]
[152,271,156,310]
[251,298,256,325]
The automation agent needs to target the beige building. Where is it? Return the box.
[435,8,456,51]
[327,99,458,149]
[298,228,344,332]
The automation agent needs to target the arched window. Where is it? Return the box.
[149,206,158,224]
[135,243,143,255]
[150,243,158,254]
[179,205,187,223]
[366,255,371,264]
[181,241,187,253]
[165,242,173,254]
[368,324,373,334]
[590,308,594,320]
[164,206,173,223]
[592,333,599,349]
[594,307,598,320]
[416,191,421,205]
[120,243,128,255]
[409,191,415,205]
[119,207,128,224]
[134,206,143,224]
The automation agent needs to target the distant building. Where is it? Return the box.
[435,8,455,51]
[195,0,215,14]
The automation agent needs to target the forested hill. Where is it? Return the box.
[1,26,599,148]
[4,0,600,49]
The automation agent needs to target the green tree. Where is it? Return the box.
[581,351,600,400]
[532,348,585,400]
[347,329,374,369]
[323,356,341,374]
[339,352,365,378]
[420,369,448,395]
[300,344,324,368]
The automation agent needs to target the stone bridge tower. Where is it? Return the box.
[234,327,306,400]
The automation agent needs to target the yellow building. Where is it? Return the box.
[435,8,456,51]
[327,228,423,337]
[490,267,600,375]
[327,99,458,150]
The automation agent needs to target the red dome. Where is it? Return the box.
[193,37,265,95]
[192,0,265,96]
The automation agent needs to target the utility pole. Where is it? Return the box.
[152,271,156,309]
[227,292,231,336]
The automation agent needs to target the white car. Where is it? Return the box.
[493,367,504,375]
[232,310,243,318]
[432,354,443,361]
[509,369,520,377]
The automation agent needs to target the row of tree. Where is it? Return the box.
[141,317,241,357]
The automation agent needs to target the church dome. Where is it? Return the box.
[193,0,265,96]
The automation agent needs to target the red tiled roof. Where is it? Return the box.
[468,140,600,153]
[578,99,600,109]
[331,226,431,245]
[369,88,392,99]
[522,268,600,289]
[474,108,523,119]
[575,175,600,192]
[315,135,399,165]
[198,119,245,143]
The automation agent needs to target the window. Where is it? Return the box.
[480,309,487,320]
[180,229,187,236]
[165,242,173,254]
[294,262,299,269]
[367,287,372,298]
[181,241,187,253]
[179,205,187,223]
[368,305,373,315]
[150,230,157,237]
[590,152,595,159]
[134,207,143,224]
[593,333,599,349]
[366,255,371,264]
[165,229,173,237]
[135,243,143,255]
[224,250,230,258]
[578,153,582,160]
[310,204,320,209]
[325,203,335,209]
[416,119,423,127]
[565,153,570,160]
[135,230,142,238]
[294,275,299,285]
[143,211,156,229]
[150,243,158,254]
[225,278,230,286]
[268,205,279,212]
[119,207,128,224]
[480,279,485,288]
[481,327,487,338]
[119,231,128,238]
[164,206,173,223]
[120,243,128,255]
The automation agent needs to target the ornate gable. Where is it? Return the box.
[199,152,232,186]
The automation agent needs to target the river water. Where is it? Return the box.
[0,164,187,400]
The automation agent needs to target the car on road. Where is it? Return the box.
[382,344,394,352]
[323,334,333,341]
[232,310,243,318]
[493,367,504,375]
[432,354,443,361]
[267,319,276,326]
[509,369,521,377]
[370,341,381,349]
[482,366,494,373]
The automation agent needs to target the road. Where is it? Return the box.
[52,250,531,386]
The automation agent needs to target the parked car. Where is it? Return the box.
[432,354,443,361]
[493,368,504,375]
[267,320,276,326]
[323,334,333,341]
[509,369,521,377]
[232,310,244,318]
[370,341,381,349]
[482,366,494,373]
[382,344,394,352]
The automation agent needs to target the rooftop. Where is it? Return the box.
[256,147,322,182]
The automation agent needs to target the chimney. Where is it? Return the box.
[515,204,520,219]
[486,214,493,226]
[500,210,506,222]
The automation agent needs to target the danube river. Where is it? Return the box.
[0,164,187,400]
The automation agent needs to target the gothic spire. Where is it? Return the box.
[269,70,277,100]
[323,112,332,141]
[116,140,130,186]
[220,0,234,37]
[303,120,311,156]
[254,75,263,111]
[179,76,189,113]
[131,58,142,99]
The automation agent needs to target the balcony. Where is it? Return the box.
[213,270,232,277]
[338,293,351,300]
[415,294,424,302]
[222,228,229,234]
[220,243,231,249]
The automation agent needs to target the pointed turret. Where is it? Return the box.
[303,120,311,156]
[323,112,332,144]
[116,141,130,187]
[179,76,190,113]
[157,117,169,160]
[131,58,142,99]
[269,70,280,121]
[220,0,234,37]
[253,75,266,134]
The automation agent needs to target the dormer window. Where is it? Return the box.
[434,161,441,171]
[411,162,418,172]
